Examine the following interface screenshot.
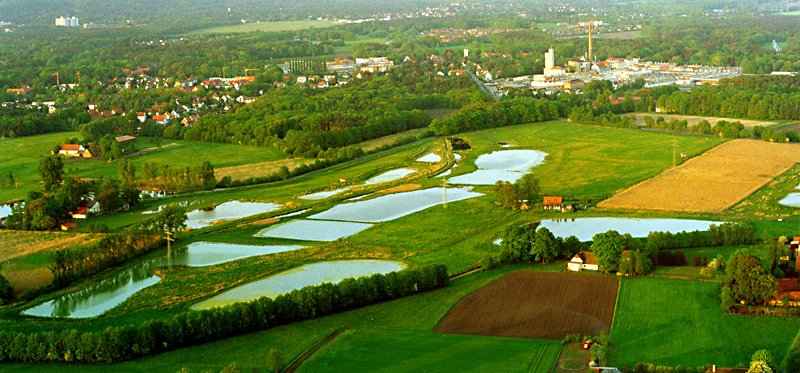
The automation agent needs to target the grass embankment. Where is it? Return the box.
[610,276,800,368]
[729,163,800,219]
[298,329,562,373]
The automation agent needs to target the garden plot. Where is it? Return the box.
[435,272,618,340]
[598,139,800,213]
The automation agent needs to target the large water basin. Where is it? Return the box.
[779,193,800,207]
[417,153,442,163]
[299,186,353,200]
[364,168,416,185]
[448,149,547,185]
[538,218,717,241]
[191,260,407,310]
[22,242,302,318]
[23,266,161,318]
[255,220,373,241]
[309,187,482,223]
[185,201,280,229]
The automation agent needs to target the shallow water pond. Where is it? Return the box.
[185,201,280,229]
[0,204,12,219]
[448,149,547,185]
[190,260,407,310]
[21,242,303,318]
[255,220,373,241]
[364,168,416,185]
[538,217,717,241]
[309,187,482,223]
[779,193,800,207]
[417,153,441,163]
[299,186,353,200]
[23,268,161,318]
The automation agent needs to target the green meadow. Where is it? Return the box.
[298,329,562,373]
[610,277,800,368]
[4,120,800,371]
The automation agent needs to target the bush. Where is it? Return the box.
[0,274,12,302]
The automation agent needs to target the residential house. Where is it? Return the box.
[72,200,100,219]
[6,86,31,95]
[58,144,86,157]
[568,251,599,271]
[136,112,147,122]
[542,196,563,211]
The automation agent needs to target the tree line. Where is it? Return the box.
[429,96,563,136]
[1,264,448,364]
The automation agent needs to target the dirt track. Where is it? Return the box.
[598,139,800,213]
[434,272,618,340]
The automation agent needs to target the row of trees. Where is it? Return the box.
[140,160,216,192]
[0,264,448,364]
[429,96,563,136]
[0,106,90,138]
[496,225,584,265]
[492,174,540,209]
[646,222,756,251]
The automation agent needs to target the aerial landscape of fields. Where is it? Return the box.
[3,0,800,372]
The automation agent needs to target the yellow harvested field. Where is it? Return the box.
[598,139,800,213]
[214,158,317,181]
[628,113,775,129]
[0,231,99,262]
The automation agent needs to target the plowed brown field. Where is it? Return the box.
[434,272,619,340]
[598,139,800,213]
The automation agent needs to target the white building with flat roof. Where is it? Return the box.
[55,16,79,27]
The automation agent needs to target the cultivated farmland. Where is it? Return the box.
[598,139,800,213]
[434,271,619,339]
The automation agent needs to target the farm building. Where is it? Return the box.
[568,251,599,272]
[115,135,136,144]
[542,196,563,210]
[60,222,77,231]
[71,200,100,219]
[769,278,800,307]
[58,144,92,158]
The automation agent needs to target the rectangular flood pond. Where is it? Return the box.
[309,187,482,223]
[23,271,161,318]
[538,218,718,241]
[299,186,353,200]
[185,201,281,229]
[190,260,407,310]
[448,149,547,185]
[22,242,303,318]
[417,153,442,162]
[780,193,800,207]
[255,220,373,241]
[364,168,417,185]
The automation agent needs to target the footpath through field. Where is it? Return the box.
[598,139,800,213]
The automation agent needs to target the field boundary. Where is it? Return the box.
[285,327,352,373]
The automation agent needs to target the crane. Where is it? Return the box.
[51,72,60,85]
[222,67,229,79]
[244,68,259,78]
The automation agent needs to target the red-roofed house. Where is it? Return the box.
[72,200,100,219]
[58,144,85,157]
[542,196,563,211]
[568,251,598,271]
[60,222,77,231]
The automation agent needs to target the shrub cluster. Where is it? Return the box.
[1,264,448,364]
[656,250,688,266]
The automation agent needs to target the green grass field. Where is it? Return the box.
[187,20,337,35]
[0,134,288,203]
[4,120,800,371]
[610,277,800,368]
[298,329,562,372]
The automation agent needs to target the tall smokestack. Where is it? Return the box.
[588,22,593,63]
